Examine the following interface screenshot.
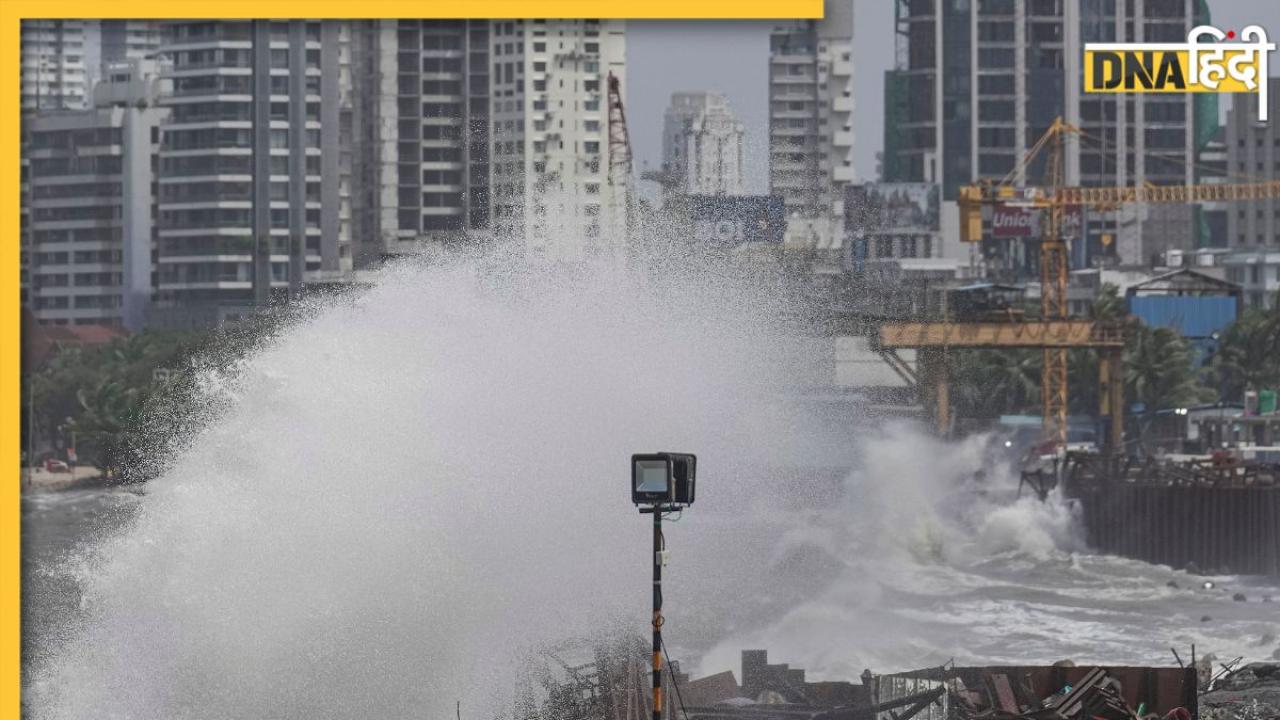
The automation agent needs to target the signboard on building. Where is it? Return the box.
[846,183,940,234]
[990,204,1085,239]
[688,195,786,247]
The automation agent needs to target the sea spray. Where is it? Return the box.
[27,252,853,720]
[26,252,1280,719]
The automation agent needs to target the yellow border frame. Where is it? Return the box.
[3,1,822,716]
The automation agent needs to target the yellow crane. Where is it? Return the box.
[956,118,1280,448]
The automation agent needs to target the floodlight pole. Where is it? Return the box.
[653,506,665,720]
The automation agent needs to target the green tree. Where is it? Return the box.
[952,348,1042,418]
[1125,324,1214,412]
[69,379,145,477]
[1211,306,1280,400]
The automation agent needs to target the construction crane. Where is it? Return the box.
[605,71,636,246]
[605,71,633,186]
[954,117,1280,448]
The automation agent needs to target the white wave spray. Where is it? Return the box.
[28,252,1280,719]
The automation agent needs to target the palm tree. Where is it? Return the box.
[1212,307,1280,400]
[952,349,1042,418]
[1127,324,1213,409]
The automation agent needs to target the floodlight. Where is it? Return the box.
[631,452,696,507]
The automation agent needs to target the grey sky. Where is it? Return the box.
[628,1,1280,197]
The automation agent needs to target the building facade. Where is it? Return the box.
[767,3,855,248]
[21,21,88,112]
[348,20,492,264]
[489,19,628,261]
[882,0,1212,270]
[99,20,163,66]
[23,58,168,329]
[662,91,746,197]
[1225,77,1279,252]
[154,21,349,328]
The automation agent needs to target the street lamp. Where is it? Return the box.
[631,452,696,720]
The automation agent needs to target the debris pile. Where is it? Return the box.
[872,664,1197,720]
[946,667,1152,719]
[1199,663,1280,720]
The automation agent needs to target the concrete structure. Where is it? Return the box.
[883,0,1212,270]
[489,19,628,261]
[154,21,349,328]
[768,2,854,250]
[348,20,492,264]
[1223,252,1280,310]
[662,91,745,196]
[21,21,88,112]
[23,58,169,329]
[1225,78,1280,252]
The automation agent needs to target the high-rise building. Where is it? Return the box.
[882,0,1212,270]
[661,91,746,197]
[1225,78,1279,251]
[348,20,492,264]
[153,21,349,328]
[489,19,628,261]
[99,20,163,65]
[23,58,168,329]
[1222,78,1280,311]
[21,21,88,112]
[348,19,627,264]
[767,2,854,248]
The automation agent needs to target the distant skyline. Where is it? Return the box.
[629,1,1280,198]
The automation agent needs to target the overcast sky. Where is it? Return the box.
[627,1,1280,197]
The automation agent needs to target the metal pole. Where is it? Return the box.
[652,506,663,720]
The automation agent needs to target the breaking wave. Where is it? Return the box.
[25,252,1280,719]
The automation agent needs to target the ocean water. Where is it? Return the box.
[22,254,1280,719]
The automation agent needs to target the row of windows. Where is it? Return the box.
[33,206,121,222]
[30,127,121,150]
[32,182,121,199]
[34,294,121,310]
[30,156,122,177]
[31,228,121,245]
[166,127,321,151]
[160,208,320,228]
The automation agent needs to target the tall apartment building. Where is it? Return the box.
[348,20,492,264]
[348,19,627,264]
[100,20,163,64]
[154,21,350,328]
[661,91,746,197]
[489,19,628,261]
[23,58,168,329]
[1225,78,1279,251]
[21,21,88,112]
[1222,78,1280,311]
[883,0,1211,269]
[767,2,854,248]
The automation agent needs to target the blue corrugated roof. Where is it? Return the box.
[1128,296,1237,338]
